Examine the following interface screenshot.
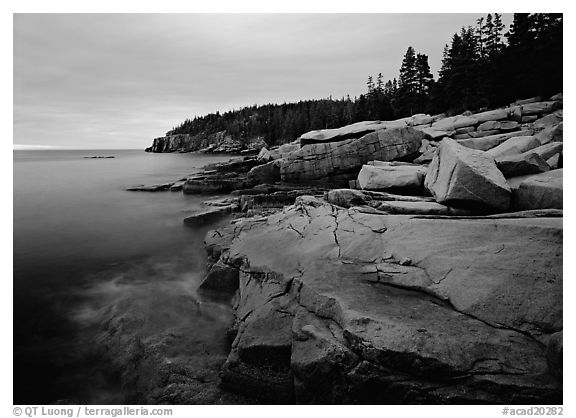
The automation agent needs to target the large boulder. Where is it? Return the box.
[527,142,563,161]
[357,163,427,191]
[246,160,281,185]
[431,115,478,131]
[424,138,511,211]
[496,152,550,178]
[415,126,454,140]
[209,197,562,404]
[534,113,562,131]
[299,121,387,145]
[472,108,511,123]
[486,136,541,159]
[511,169,563,211]
[536,122,563,144]
[477,120,519,132]
[456,130,533,151]
[521,101,562,116]
[280,127,424,184]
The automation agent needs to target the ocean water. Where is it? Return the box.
[13,150,237,404]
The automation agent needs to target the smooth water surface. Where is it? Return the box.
[14,150,234,404]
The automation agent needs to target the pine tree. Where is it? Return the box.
[476,17,485,59]
[415,54,434,96]
[376,73,384,93]
[366,76,375,94]
[398,46,418,94]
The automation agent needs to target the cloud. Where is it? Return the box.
[14,13,512,149]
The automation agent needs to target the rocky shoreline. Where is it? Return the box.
[134,94,563,404]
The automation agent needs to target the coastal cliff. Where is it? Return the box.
[145,131,266,154]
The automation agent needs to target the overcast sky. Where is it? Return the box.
[14,13,513,150]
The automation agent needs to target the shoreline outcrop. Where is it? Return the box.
[131,94,563,404]
[203,197,562,404]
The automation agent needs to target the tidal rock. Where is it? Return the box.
[456,130,533,151]
[210,197,562,403]
[183,177,248,194]
[511,169,563,211]
[183,205,237,226]
[280,127,424,184]
[357,163,427,191]
[199,261,239,294]
[126,182,174,192]
[424,138,511,211]
[431,115,478,131]
[495,152,550,178]
[486,136,541,159]
[169,180,186,191]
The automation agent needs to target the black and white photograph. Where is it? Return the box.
[9,5,566,412]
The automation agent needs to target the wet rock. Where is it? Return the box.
[126,182,174,192]
[183,205,237,226]
[170,180,186,191]
[183,177,248,194]
[199,261,239,294]
[424,138,511,211]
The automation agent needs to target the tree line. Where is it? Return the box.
[167,13,562,146]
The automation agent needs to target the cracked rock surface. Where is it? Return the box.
[205,196,562,404]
